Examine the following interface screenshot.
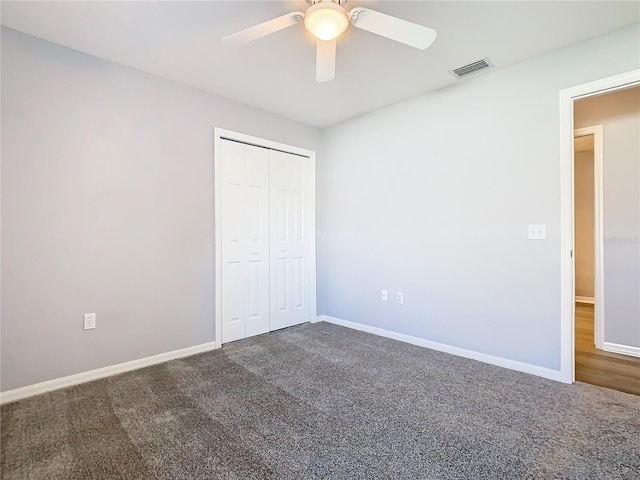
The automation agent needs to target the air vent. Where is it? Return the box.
[451,58,493,78]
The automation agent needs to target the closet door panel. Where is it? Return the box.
[220,136,314,342]
[270,151,313,330]
[220,140,269,342]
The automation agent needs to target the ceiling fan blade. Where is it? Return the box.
[316,39,336,83]
[349,7,437,50]
[222,11,304,45]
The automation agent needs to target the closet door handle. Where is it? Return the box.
[252,250,258,255]
[281,248,286,252]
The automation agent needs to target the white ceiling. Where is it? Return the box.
[2,1,639,128]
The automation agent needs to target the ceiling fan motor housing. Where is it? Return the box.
[307,0,347,5]
[304,1,349,41]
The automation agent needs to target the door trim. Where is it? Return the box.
[559,69,640,384]
[574,125,604,350]
[214,128,317,347]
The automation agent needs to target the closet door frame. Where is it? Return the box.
[214,128,317,348]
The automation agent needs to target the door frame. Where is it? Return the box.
[573,125,604,349]
[214,127,317,348]
[559,69,640,383]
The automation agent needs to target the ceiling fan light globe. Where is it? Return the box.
[304,3,348,41]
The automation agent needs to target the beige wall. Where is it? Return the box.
[574,148,595,298]
[574,86,640,348]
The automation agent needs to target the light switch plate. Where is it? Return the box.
[528,224,546,240]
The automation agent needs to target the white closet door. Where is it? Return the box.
[220,140,270,343]
[269,150,314,331]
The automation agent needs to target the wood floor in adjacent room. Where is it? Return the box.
[575,302,640,395]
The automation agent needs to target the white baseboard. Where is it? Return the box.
[603,341,640,358]
[575,296,595,304]
[317,315,563,382]
[0,341,218,405]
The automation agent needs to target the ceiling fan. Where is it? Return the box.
[222,0,437,83]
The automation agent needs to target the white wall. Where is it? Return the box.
[318,25,640,371]
[0,28,321,392]
[575,87,640,348]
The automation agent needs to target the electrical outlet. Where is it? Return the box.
[396,292,404,304]
[381,290,388,301]
[84,313,96,330]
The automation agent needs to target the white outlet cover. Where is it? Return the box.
[84,313,96,330]
[396,292,404,304]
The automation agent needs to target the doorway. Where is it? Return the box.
[573,126,603,347]
[560,70,640,394]
[572,126,610,389]
[214,128,317,346]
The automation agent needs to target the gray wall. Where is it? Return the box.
[575,87,640,348]
[574,150,595,298]
[317,25,640,371]
[1,28,321,392]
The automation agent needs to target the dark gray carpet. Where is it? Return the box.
[2,322,639,480]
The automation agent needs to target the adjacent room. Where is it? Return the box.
[1,1,639,478]
[573,86,640,395]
